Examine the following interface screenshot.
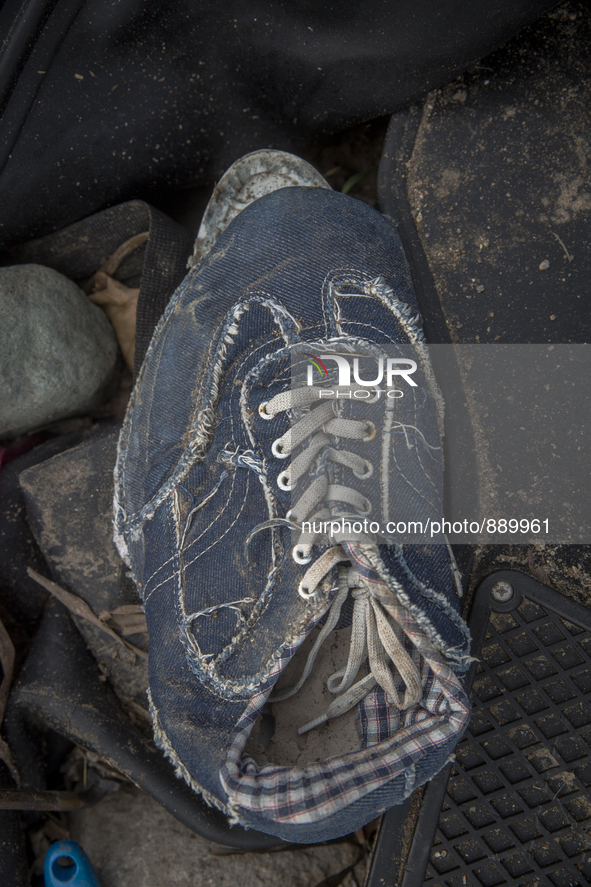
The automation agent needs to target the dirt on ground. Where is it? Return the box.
[69,784,367,887]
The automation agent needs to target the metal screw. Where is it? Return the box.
[491,580,514,603]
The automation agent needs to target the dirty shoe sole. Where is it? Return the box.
[188,149,331,267]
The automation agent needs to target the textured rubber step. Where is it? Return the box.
[367,570,591,887]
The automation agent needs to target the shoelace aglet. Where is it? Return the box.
[298,714,328,735]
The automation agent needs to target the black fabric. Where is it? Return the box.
[0,763,29,887]
[0,0,555,249]
[4,598,284,849]
[132,205,194,374]
[2,199,193,373]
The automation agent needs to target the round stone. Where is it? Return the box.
[0,264,119,437]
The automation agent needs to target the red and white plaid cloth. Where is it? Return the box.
[220,596,470,824]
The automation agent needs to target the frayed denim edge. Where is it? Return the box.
[147,688,230,816]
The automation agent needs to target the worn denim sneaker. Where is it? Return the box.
[187,148,331,268]
[114,151,472,843]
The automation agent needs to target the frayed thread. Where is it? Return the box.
[363,545,473,672]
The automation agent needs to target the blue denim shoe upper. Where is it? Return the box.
[114,186,472,842]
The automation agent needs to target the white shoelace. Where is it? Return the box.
[259,386,423,734]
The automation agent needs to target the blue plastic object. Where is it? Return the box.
[44,840,102,887]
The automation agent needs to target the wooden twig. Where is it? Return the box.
[0,789,85,811]
[27,568,148,661]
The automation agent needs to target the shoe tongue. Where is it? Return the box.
[321,591,354,631]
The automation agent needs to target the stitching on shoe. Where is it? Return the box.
[173,327,444,695]
[179,584,334,700]
[320,268,421,335]
[175,344,318,695]
[395,550,471,643]
[319,270,445,440]
[145,346,286,640]
[178,470,246,578]
[124,294,302,529]
[394,418,442,502]
[387,413,442,518]
[113,269,196,540]
[176,348,286,694]
[143,468,245,605]
[140,333,323,694]
[139,335,284,598]
[137,323,303,602]
[143,476,235,602]
[118,273,468,696]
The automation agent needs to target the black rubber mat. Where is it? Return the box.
[368,570,591,887]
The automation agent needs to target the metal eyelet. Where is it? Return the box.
[271,438,289,459]
[292,545,312,565]
[258,401,274,420]
[277,470,292,491]
[357,497,372,516]
[353,460,373,480]
[298,580,317,599]
[365,388,381,404]
[362,421,376,441]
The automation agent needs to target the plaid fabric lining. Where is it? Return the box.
[219,595,470,825]
[359,644,433,746]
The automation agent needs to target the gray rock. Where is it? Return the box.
[0,264,119,436]
[70,784,363,887]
